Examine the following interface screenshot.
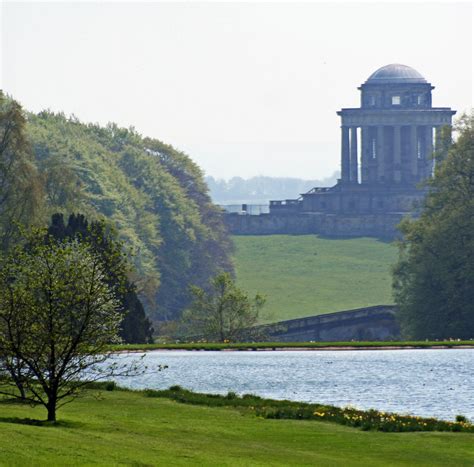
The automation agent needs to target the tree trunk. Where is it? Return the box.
[46,399,56,422]
[18,383,26,401]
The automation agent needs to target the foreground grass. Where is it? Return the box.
[233,235,397,322]
[0,389,473,466]
[111,340,474,352]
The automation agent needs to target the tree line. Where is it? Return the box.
[0,92,245,422]
[206,174,339,204]
[0,92,234,329]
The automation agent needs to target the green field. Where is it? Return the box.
[0,389,473,466]
[233,235,398,323]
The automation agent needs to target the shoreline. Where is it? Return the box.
[112,344,474,353]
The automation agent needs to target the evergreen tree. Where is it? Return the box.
[48,213,154,343]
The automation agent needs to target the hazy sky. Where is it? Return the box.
[1,1,473,179]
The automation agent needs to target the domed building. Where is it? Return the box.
[336,63,455,187]
[228,64,456,237]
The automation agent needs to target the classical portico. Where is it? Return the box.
[337,64,455,186]
[258,64,457,237]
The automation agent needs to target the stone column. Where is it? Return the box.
[341,126,350,183]
[377,125,385,181]
[410,125,418,182]
[350,127,358,183]
[361,126,370,183]
[393,125,401,183]
[424,126,433,179]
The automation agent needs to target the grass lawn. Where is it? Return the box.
[233,235,398,323]
[0,389,473,466]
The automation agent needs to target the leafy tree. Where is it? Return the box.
[0,230,140,422]
[26,112,234,321]
[181,272,265,342]
[0,92,42,249]
[125,136,235,319]
[48,213,154,344]
[393,114,474,339]
[0,96,234,326]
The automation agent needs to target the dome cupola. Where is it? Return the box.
[360,64,432,109]
[366,64,427,84]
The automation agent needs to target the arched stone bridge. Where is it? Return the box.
[264,305,399,342]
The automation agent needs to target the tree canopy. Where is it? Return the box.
[0,95,234,322]
[393,115,474,339]
[0,92,42,249]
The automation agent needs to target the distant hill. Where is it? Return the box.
[233,235,397,323]
[205,174,339,205]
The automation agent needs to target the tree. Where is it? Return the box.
[392,114,474,339]
[0,92,43,249]
[142,136,235,319]
[0,230,140,422]
[181,272,265,342]
[48,213,154,344]
[24,110,234,322]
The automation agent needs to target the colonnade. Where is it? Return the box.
[340,125,444,185]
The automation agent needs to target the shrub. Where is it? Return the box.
[455,415,468,423]
[105,382,116,391]
[169,385,183,392]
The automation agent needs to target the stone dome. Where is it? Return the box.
[366,64,427,84]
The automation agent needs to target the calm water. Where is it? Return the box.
[112,349,474,421]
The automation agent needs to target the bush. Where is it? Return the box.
[455,415,468,423]
[105,382,116,391]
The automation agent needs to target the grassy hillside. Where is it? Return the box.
[0,389,472,465]
[233,235,398,323]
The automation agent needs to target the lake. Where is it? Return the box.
[112,348,474,421]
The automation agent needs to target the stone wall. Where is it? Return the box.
[300,187,425,215]
[225,212,406,239]
[263,305,399,342]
